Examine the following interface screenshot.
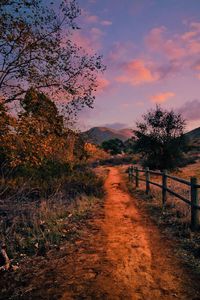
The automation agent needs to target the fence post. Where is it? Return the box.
[135,167,139,188]
[191,177,200,231]
[145,167,150,195]
[130,166,133,182]
[128,167,131,182]
[162,170,167,207]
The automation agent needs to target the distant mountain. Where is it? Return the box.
[82,127,133,145]
[82,126,200,146]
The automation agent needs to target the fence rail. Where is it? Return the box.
[128,166,200,231]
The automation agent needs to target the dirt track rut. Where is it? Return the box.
[10,167,199,299]
[61,166,200,299]
[98,167,194,299]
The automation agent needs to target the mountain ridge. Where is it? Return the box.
[82,126,200,145]
[82,126,133,144]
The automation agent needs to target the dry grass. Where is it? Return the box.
[124,161,200,273]
[0,193,101,263]
[125,160,200,227]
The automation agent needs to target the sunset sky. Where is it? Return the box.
[75,0,200,131]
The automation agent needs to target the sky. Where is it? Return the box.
[74,0,200,131]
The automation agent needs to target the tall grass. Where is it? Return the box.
[0,162,104,260]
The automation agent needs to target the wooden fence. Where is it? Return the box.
[128,166,200,231]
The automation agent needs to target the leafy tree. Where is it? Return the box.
[0,0,104,118]
[124,137,135,154]
[133,106,186,170]
[0,101,16,168]
[15,88,77,167]
[101,138,125,155]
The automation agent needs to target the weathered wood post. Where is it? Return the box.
[162,170,167,207]
[128,167,131,182]
[135,167,139,188]
[191,177,200,231]
[131,166,134,182]
[145,167,150,195]
[129,166,133,182]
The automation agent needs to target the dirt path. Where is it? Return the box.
[95,167,199,299]
[61,166,200,299]
[2,166,200,299]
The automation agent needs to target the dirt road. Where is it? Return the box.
[96,167,200,299]
[3,167,200,299]
[61,166,200,299]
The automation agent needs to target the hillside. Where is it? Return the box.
[82,127,133,144]
[185,127,200,140]
[185,127,200,150]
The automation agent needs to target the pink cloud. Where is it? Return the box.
[116,59,158,85]
[190,22,200,32]
[146,22,200,60]
[84,14,99,23]
[150,92,175,104]
[178,99,200,121]
[72,27,104,54]
[181,31,197,41]
[144,22,200,80]
[90,27,104,38]
[107,41,135,64]
[101,20,112,26]
[188,40,200,55]
[72,31,95,54]
[81,10,112,27]
[145,26,186,60]
[96,76,110,94]
[81,9,99,24]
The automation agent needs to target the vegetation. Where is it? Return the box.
[0,0,105,263]
[133,106,187,170]
[101,138,125,155]
[0,89,104,259]
[0,0,104,119]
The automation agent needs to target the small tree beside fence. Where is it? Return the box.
[128,166,200,231]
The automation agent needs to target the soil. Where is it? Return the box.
[1,166,200,299]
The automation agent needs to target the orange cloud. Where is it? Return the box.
[116,59,158,85]
[150,92,175,104]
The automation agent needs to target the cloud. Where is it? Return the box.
[146,22,200,61]
[84,14,99,24]
[178,99,200,121]
[150,92,175,104]
[96,76,110,94]
[116,59,159,85]
[107,41,135,64]
[72,27,104,53]
[142,22,200,81]
[145,26,186,60]
[82,10,112,27]
[101,122,128,130]
[90,27,104,38]
[101,20,112,26]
